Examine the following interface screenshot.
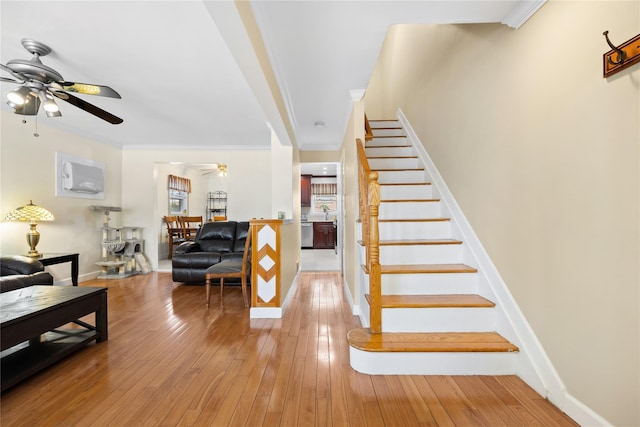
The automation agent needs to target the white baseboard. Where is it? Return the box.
[53,271,99,286]
[562,392,612,427]
[250,307,283,318]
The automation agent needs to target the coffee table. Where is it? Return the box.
[0,285,108,392]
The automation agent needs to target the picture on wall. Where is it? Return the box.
[55,152,105,199]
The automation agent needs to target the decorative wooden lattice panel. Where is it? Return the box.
[251,220,281,307]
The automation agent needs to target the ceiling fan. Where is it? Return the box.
[0,38,123,124]
[201,164,228,176]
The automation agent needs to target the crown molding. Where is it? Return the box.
[502,0,546,29]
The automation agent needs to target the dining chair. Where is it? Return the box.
[204,226,251,308]
[179,216,203,241]
[164,216,185,260]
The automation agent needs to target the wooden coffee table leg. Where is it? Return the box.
[96,291,108,342]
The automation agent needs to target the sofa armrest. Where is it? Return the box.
[0,255,45,276]
[174,241,202,255]
[0,271,54,293]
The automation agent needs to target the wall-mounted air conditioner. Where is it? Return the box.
[62,161,104,193]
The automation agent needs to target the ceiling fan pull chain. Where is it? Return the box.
[34,113,39,137]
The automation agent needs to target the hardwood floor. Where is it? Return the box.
[0,272,578,426]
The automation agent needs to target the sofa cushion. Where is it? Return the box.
[232,222,250,253]
[172,252,222,270]
[197,221,237,253]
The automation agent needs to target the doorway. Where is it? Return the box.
[300,161,343,273]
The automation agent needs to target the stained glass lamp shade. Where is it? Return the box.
[3,200,55,257]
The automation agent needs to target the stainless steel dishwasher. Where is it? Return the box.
[301,222,313,248]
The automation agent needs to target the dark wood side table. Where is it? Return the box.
[38,253,79,286]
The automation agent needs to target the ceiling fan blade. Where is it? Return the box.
[1,76,21,83]
[52,91,123,124]
[56,81,121,99]
[0,64,25,82]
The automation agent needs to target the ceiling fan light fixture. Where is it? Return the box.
[6,86,31,105]
[38,91,59,112]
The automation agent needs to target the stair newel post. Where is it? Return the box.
[368,171,382,333]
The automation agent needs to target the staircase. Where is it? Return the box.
[348,119,519,375]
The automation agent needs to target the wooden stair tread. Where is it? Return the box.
[371,167,424,171]
[380,198,440,203]
[365,143,410,147]
[347,329,519,353]
[361,263,478,274]
[382,264,478,274]
[379,183,431,186]
[366,155,418,159]
[366,294,495,308]
[358,238,462,246]
[378,217,449,222]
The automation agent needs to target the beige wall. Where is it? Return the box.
[0,112,123,283]
[365,1,639,425]
[122,149,273,269]
[300,151,341,163]
[341,99,365,307]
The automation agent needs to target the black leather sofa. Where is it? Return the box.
[1,255,54,293]
[171,221,250,284]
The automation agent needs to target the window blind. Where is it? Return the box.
[168,175,191,193]
[311,183,337,195]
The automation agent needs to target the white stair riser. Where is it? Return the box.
[380,184,433,200]
[379,201,441,219]
[369,120,399,128]
[379,244,463,265]
[381,307,496,333]
[350,348,518,375]
[367,137,408,147]
[376,170,427,184]
[381,272,479,295]
[365,146,414,157]
[378,221,452,240]
[372,128,404,137]
[368,157,421,170]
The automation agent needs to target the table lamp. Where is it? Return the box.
[3,200,55,258]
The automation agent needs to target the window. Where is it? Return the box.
[168,189,189,215]
[168,175,191,215]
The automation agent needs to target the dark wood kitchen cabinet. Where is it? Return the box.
[313,222,335,249]
[301,175,312,207]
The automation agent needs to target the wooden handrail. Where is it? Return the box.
[356,137,382,333]
[364,115,373,141]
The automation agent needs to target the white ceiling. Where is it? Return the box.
[0,1,542,152]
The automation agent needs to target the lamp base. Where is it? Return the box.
[27,250,43,258]
[26,223,42,258]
